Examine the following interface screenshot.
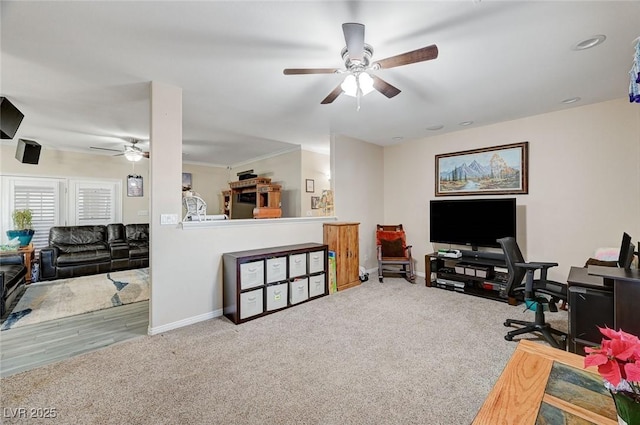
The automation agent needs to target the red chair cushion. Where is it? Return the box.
[377,230,407,258]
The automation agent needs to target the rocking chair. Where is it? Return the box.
[376,224,415,283]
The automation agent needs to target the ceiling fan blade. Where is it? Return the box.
[373,44,438,69]
[283,68,339,75]
[372,75,401,98]
[321,84,344,104]
[342,23,365,61]
[143,152,150,158]
[90,146,122,153]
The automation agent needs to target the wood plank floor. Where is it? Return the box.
[0,301,149,378]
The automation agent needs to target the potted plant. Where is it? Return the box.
[6,209,35,247]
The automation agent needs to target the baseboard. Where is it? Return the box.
[365,267,426,278]
[148,308,223,335]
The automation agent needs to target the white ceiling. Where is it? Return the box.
[1,1,639,166]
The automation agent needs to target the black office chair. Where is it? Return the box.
[497,237,568,349]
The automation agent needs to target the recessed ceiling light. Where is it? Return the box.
[426,124,444,131]
[572,35,606,51]
[459,121,473,126]
[392,136,403,141]
[561,97,581,104]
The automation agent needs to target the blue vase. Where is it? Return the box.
[6,229,35,247]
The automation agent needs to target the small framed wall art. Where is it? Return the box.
[306,179,315,193]
[127,174,143,197]
[182,172,192,191]
[311,196,320,209]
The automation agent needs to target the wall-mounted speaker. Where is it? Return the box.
[15,139,41,164]
[0,97,25,139]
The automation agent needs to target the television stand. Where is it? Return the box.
[424,251,517,304]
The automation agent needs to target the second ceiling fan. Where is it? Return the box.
[283,23,438,107]
[90,138,149,162]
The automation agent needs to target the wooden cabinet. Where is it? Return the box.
[223,243,328,324]
[228,177,281,219]
[323,222,360,291]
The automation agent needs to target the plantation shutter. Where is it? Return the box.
[2,178,65,251]
[69,180,121,225]
[13,184,57,250]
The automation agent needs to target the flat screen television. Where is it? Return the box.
[430,198,516,249]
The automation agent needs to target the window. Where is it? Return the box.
[2,176,122,250]
[68,180,121,225]
[2,177,65,250]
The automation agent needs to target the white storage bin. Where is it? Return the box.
[308,250,325,274]
[266,256,287,283]
[289,278,309,304]
[240,288,264,319]
[308,273,326,298]
[266,283,288,311]
[289,253,307,278]
[239,260,264,290]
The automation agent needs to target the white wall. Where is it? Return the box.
[301,150,331,217]
[181,163,228,215]
[382,98,640,282]
[332,134,385,271]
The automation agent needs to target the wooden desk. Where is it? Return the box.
[588,265,640,337]
[567,266,614,354]
[473,340,617,425]
[0,243,34,283]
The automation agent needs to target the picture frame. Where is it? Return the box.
[127,174,143,197]
[311,196,320,209]
[305,179,315,193]
[182,173,192,191]
[435,141,529,196]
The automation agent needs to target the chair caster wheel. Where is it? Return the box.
[503,321,510,327]
[378,278,383,282]
[505,335,513,341]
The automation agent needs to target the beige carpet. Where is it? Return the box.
[0,277,568,425]
[1,268,149,330]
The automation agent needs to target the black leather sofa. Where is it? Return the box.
[1,253,27,318]
[39,223,149,281]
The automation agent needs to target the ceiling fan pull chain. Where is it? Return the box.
[356,73,362,111]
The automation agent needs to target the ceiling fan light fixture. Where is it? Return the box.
[341,72,374,98]
[124,148,143,162]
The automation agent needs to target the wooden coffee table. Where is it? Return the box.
[473,339,617,424]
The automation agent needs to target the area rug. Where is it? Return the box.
[1,268,149,331]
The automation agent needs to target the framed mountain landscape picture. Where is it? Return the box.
[435,142,529,196]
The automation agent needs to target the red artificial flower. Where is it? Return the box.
[584,327,640,388]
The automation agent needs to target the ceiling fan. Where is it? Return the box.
[90,138,149,162]
[283,23,438,108]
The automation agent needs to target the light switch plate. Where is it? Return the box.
[160,213,179,225]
